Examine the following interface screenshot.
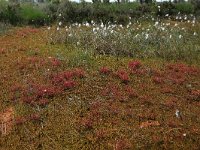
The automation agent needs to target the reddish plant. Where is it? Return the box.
[191,127,199,134]
[15,117,27,125]
[138,111,156,121]
[128,60,141,70]
[95,129,108,140]
[10,84,23,92]
[27,57,36,64]
[167,72,186,85]
[166,63,188,73]
[125,108,134,117]
[152,135,162,143]
[163,97,178,108]
[108,104,120,115]
[102,84,124,100]
[110,119,119,126]
[35,85,60,98]
[73,68,86,78]
[120,74,130,84]
[188,66,200,76]
[152,69,164,77]
[191,90,200,97]
[114,139,131,150]
[63,80,76,89]
[28,114,41,122]
[37,98,49,107]
[172,77,186,85]
[22,96,36,105]
[10,84,23,101]
[139,95,153,106]
[190,89,200,100]
[17,63,26,70]
[63,71,74,80]
[161,87,174,94]
[166,63,199,76]
[125,85,138,98]
[89,101,102,111]
[16,28,39,38]
[99,67,111,74]
[131,68,147,76]
[115,69,130,84]
[167,119,181,128]
[152,76,164,84]
[140,120,160,128]
[51,74,65,85]
[50,57,61,67]
[88,110,101,122]
[80,117,93,129]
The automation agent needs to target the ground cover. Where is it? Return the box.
[0,23,200,149]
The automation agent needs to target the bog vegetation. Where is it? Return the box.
[0,0,200,25]
[0,0,200,150]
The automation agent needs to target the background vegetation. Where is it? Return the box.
[0,0,200,26]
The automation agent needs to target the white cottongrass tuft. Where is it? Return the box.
[175,109,180,118]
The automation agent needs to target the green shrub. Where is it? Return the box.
[43,3,59,23]
[57,0,77,23]
[136,4,151,14]
[0,1,8,22]
[20,4,48,26]
[175,2,194,14]
[0,2,21,25]
[116,14,129,25]
[56,1,142,25]
[156,2,177,16]
[75,3,94,23]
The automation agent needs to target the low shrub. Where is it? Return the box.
[0,2,21,25]
[175,2,195,14]
[156,2,177,16]
[0,0,8,22]
[43,2,59,22]
[20,4,49,26]
[57,0,77,23]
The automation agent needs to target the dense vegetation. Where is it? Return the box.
[0,0,200,26]
[0,25,200,150]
